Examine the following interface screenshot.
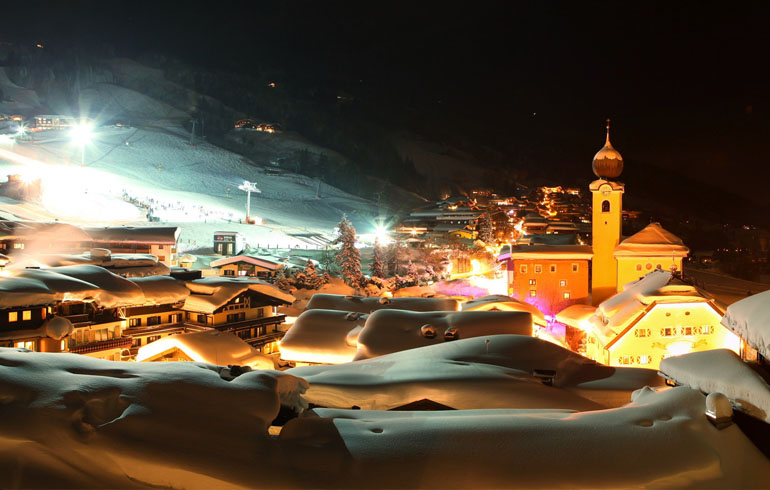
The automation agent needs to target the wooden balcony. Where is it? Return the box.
[68,337,132,354]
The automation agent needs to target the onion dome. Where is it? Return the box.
[592,118,624,179]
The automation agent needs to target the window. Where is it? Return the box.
[636,264,642,271]
[147,335,161,343]
[41,308,46,319]
[14,340,35,350]
[147,316,161,326]
[646,263,652,270]
[639,355,650,365]
[22,310,31,321]
[635,328,650,338]
[257,308,265,318]
[226,312,246,323]
[683,326,694,336]
[661,327,676,337]
[529,290,537,297]
[519,265,527,274]
[238,270,248,276]
[158,256,166,262]
[196,314,207,324]
[656,264,662,270]
[559,280,567,287]
[13,243,24,249]
[563,292,571,299]
[571,263,579,273]
[529,279,537,286]
[534,265,542,273]
[158,245,164,249]
[8,312,18,322]
[618,355,632,365]
[60,340,66,351]
[224,269,235,276]
[129,318,142,327]
[549,264,557,273]
[601,200,610,213]
[702,325,713,335]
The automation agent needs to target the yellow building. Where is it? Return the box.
[614,222,689,291]
[590,120,624,305]
[557,270,743,370]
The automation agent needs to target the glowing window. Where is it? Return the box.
[22,310,31,321]
[41,308,46,319]
[529,290,537,297]
[8,312,18,322]
[646,263,652,270]
[534,265,542,273]
[563,292,570,299]
[560,280,567,287]
[601,200,610,213]
[640,355,650,364]
[520,265,527,273]
[529,279,536,286]
[702,325,713,335]
[636,264,642,271]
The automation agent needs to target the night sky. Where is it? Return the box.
[2,1,769,207]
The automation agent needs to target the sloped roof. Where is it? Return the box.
[85,226,180,244]
[461,295,546,326]
[210,255,285,270]
[136,330,274,369]
[614,223,689,257]
[183,276,294,314]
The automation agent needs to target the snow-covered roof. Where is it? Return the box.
[614,222,689,257]
[183,276,294,314]
[721,290,770,358]
[661,349,770,423]
[210,254,285,270]
[558,270,722,345]
[461,295,546,326]
[130,276,190,305]
[85,226,180,244]
[289,335,663,411]
[0,220,92,241]
[30,251,169,277]
[136,330,274,369]
[499,244,593,261]
[354,310,533,360]
[305,293,460,314]
[279,309,369,364]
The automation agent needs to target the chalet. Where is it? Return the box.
[181,277,294,357]
[136,330,275,369]
[213,231,245,256]
[556,270,743,370]
[85,226,180,267]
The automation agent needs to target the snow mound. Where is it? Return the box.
[306,293,460,313]
[136,330,275,369]
[280,386,770,489]
[289,335,664,410]
[0,348,306,489]
[279,309,368,364]
[721,290,770,359]
[660,349,770,423]
[354,309,533,360]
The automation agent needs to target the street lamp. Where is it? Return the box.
[70,122,92,166]
[238,180,261,222]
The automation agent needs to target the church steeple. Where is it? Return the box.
[592,118,624,179]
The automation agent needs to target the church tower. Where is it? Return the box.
[590,119,624,305]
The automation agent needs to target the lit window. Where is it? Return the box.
[646,263,652,270]
[549,264,556,273]
[529,279,536,286]
[529,290,537,297]
[22,310,31,321]
[13,243,24,249]
[534,265,542,273]
[519,264,527,274]
[560,280,567,287]
[702,325,713,335]
[60,340,66,351]
[9,312,18,322]
[636,264,642,271]
[41,308,46,319]
[571,263,578,273]
[563,292,570,299]
[640,355,649,364]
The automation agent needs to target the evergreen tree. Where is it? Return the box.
[406,260,418,282]
[370,239,385,278]
[274,268,294,291]
[334,214,362,286]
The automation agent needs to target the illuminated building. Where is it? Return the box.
[211,254,287,279]
[498,244,592,315]
[557,270,743,370]
[614,222,688,291]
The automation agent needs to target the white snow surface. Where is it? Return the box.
[462,294,547,325]
[0,348,307,489]
[280,386,770,489]
[289,335,664,410]
[305,293,460,314]
[721,289,770,359]
[136,330,275,369]
[354,309,533,360]
[279,309,368,364]
[660,349,770,423]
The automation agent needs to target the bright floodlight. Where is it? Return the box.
[375,224,391,244]
[15,125,26,136]
[70,123,93,146]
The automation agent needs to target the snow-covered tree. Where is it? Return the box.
[406,260,418,282]
[479,212,493,244]
[334,214,362,286]
[370,239,385,278]
[273,268,294,291]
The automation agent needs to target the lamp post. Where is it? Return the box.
[238,180,261,222]
[70,122,92,166]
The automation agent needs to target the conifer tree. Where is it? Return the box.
[370,239,386,278]
[334,214,362,286]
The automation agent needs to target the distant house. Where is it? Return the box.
[85,226,180,267]
[33,115,75,130]
[210,254,286,279]
[213,231,245,256]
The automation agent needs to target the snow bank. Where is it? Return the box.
[306,293,460,314]
[279,386,770,489]
[660,349,770,423]
[721,290,770,359]
[279,309,368,364]
[136,330,275,369]
[289,335,663,410]
[0,348,306,489]
[354,310,533,360]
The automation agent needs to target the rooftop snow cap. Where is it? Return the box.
[592,118,623,179]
